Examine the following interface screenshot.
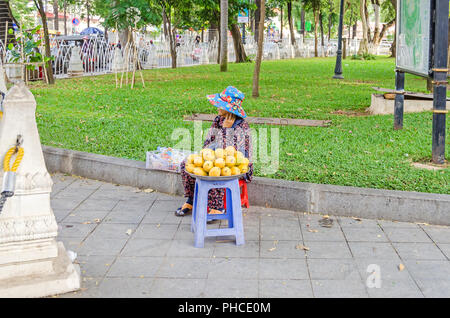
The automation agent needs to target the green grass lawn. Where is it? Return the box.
[29,56,449,194]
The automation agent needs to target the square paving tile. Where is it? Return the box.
[311,280,368,298]
[354,259,417,286]
[307,259,361,280]
[303,241,353,259]
[133,224,179,239]
[414,279,450,298]
[57,223,97,239]
[148,278,206,298]
[378,220,421,229]
[77,237,129,256]
[437,243,450,259]
[77,255,117,277]
[260,225,302,241]
[103,210,147,224]
[259,280,313,298]
[383,228,433,243]
[166,239,215,258]
[76,198,119,211]
[203,278,258,298]
[63,210,110,224]
[342,227,389,242]
[208,258,259,280]
[97,277,155,298]
[365,278,423,298]
[259,258,309,280]
[403,260,450,281]
[348,242,401,260]
[259,240,306,259]
[213,240,260,258]
[121,238,172,257]
[156,257,212,279]
[106,256,165,278]
[90,223,138,239]
[338,217,380,228]
[393,242,447,260]
[301,225,347,242]
[420,225,450,243]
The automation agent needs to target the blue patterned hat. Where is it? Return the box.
[206,86,247,118]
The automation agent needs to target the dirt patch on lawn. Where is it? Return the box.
[331,109,371,117]
[411,160,449,171]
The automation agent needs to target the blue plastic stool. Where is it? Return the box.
[191,177,245,248]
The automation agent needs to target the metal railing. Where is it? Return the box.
[0,32,393,80]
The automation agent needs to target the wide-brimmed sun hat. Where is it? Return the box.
[206,86,247,118]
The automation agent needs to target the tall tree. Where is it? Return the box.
[252,0,265,97]
[303,0,321,57]
[220,0,228,72]
[34,0,55,84]
[287,0,296,46]
[53,0,59,30]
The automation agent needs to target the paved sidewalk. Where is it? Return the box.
[50,173,450,298]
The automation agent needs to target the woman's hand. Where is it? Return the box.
[223,112,236,128]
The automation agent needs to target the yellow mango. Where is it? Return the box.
[186,163,195,173]
[231,166,241,175]
[193,167,207,176]
[193,155,204,167]
[214,148,225,159]
[214,158,225,168]
[221,167,232,176]
[239,164,249,173]
[203,160,214,172]
[225,155,236,167]
[208,166,221,177]
[225,146,236,157]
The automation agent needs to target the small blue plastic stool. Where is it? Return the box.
[191,177,245,248]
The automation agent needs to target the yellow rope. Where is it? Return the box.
[3,147,24,172]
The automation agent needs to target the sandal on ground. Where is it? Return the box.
[207,209,225,224]
[175,203,193,217]
[208,208,225,215]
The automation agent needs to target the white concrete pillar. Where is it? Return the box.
[112,47,125,73]
[67,46,84,77]
[0,81,80,297]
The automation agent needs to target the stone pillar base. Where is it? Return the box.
[0,241,81,298]
[67,71,84,77]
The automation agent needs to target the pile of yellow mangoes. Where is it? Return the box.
[185,146,250,177]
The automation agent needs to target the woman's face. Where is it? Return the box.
[218,109,228,117]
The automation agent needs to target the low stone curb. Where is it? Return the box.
[42,146,450,226]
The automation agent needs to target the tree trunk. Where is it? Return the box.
[35,0,55,84]
[280,6,283,39]
[119,28,130,47]
[352,23,357,39]
[230,23,247,63]
[301,6,305,42]
[162,11,169,39]
[86,0,90,28]
[319,11,324,48]
[371,0,380,43]
[390,0,396,57]
[358,0,369,55]
[53,0,59,31]
[314,9,319,57]
[287,1,296,45]
[64,0,67,35]
[209,19,219,42]
[252,0,265,98]
[328,0,333,41]
[162,6,177,69]
[220,0,228,72]
[254,0,261,42]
